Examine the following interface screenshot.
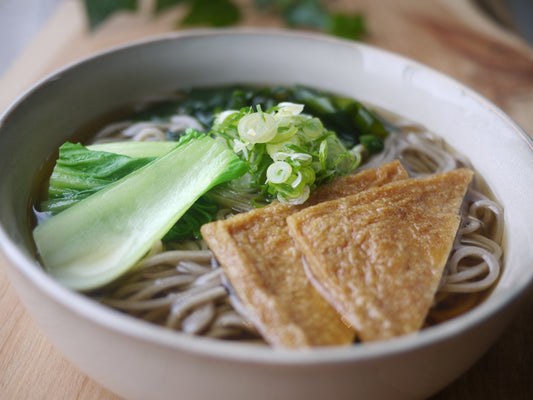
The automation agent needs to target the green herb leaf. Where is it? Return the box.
[327,13,366,41]
[181,0,241,27]
[83,0,137,29]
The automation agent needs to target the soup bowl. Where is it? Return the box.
[1,29,532,400]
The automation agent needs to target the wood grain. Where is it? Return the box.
[346,0,533,135]
[1,0,532,399]
[0,254,120,399]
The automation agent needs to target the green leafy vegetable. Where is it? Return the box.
[171,85,389,152]
[83,0,137,29]
[162,194,219,241]
[327,13,366,41]
[289,86,387,149]
[359,134,385,154]
[33,130,247,290]
[182,0,240,27]
[44,140,220,241]
[83,0,366,41]
[255,0,366,40]
[87,141,177,158]
[42,142,158,214]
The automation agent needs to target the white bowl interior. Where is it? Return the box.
[1,29,532,400]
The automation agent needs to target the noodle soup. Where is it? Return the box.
[32,85,503,345]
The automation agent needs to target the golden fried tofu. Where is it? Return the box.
[286,169,474,342]
[201,161,408,348]
[306,159,409,206]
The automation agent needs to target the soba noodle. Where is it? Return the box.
[88,101,503,342]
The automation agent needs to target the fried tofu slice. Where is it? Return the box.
[305,159,409,206]
[201,161,408,348]
[286,168,474,342]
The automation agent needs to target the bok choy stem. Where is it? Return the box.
[33,130,247,291]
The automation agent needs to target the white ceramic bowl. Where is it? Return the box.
[1,29,532,400]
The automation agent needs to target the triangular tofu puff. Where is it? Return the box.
[201,161,408,348]
[286,169,474,342]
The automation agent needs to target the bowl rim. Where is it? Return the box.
[1,27,533,365]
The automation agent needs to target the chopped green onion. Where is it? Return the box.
[275,102,304,116]
[233,139,250,157]
[271,124,298,143]
[207,93,379,205]
[291,171,303,188]
[319,139,328,170]
[238,110,277,143]
[302,117,324,139]
[266,135,301,158]
[290,153,313,163]
[300,166,316,184]
[267,161,292,184]
[214,110,238,126]
[277,185,310,204]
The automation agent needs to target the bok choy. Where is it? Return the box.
[42,141,179,214]
[33,129,247,290]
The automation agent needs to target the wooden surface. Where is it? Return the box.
[1,0,533,399]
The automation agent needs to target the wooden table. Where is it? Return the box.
[1,1,532,398]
